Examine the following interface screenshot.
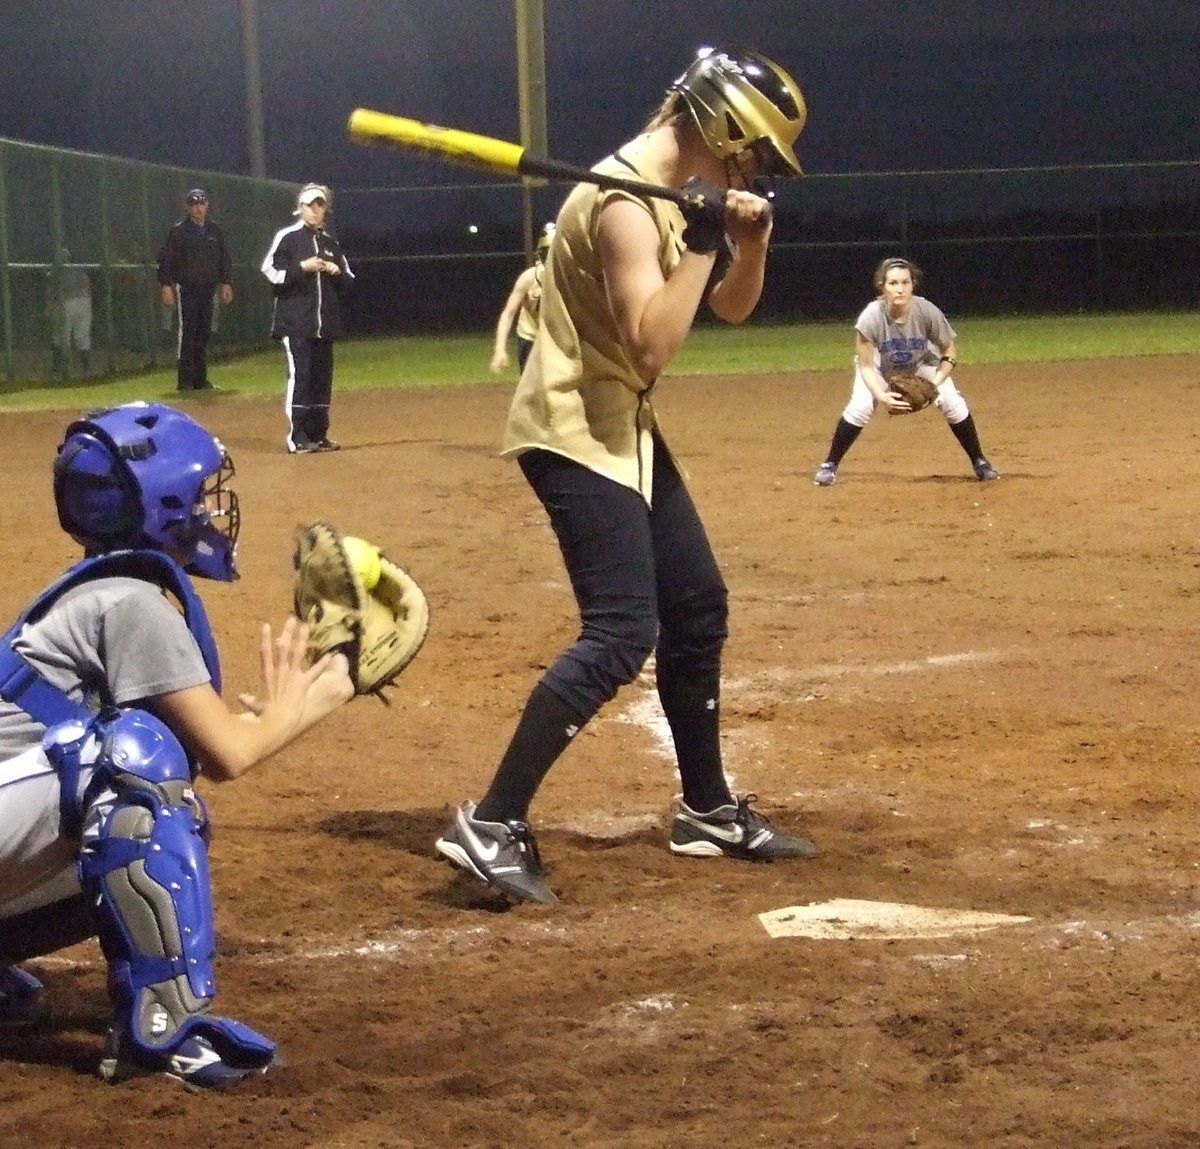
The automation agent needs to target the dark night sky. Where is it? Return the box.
[3,2,1199,190]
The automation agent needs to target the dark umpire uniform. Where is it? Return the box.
[156,189,233,391]
[260,184,353,453]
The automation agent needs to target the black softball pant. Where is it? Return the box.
[518,435,729,734]
[176,283,214,389]
[282,335,334,448]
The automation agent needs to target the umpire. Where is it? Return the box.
[157,189,233,392]
[260,183,353,453]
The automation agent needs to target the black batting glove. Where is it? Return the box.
[679,177,727,254]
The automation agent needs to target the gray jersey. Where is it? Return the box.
[855,296,956,379]
[0,577,211,761]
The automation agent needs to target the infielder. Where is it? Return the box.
[813,256,999,485]
[437,47,818,905]
[489,223,555,375]
[0,402,352,1086]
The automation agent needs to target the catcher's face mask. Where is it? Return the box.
[187,448,241,582]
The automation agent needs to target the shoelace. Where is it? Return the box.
[504,820,545,872]
[735,793,770,830]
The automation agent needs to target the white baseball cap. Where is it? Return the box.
[296,183,329,206]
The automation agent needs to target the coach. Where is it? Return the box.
[157,188,233,391]
[260,183,354,454]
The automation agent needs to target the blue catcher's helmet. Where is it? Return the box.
[53,402,240,581]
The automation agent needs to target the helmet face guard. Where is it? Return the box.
[53,402,240,581]
[671,47,807,179]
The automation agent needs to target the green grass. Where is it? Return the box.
[1,311,1196,413]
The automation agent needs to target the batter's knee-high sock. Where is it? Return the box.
[824,418,863,466]
[475,683,586,824]
[949,414,986,461]
[657,676,734,813]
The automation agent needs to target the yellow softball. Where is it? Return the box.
[343,535,381,591]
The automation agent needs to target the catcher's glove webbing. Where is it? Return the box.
[887,372,939,413]
[293,520,429,698]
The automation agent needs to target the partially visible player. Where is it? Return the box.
[0,401,353,1086]
[812,256,999,486]
[436,47,818,905]
[489,223,555,375]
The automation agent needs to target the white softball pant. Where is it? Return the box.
[841,359,970,428]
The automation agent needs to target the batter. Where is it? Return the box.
[437,47,819,905]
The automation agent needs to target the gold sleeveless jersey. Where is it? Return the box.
[502,154,685,504]
[514,264,542,343]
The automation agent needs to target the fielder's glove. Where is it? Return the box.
[679,176,727,254]
[886,372,940,414]
[293,520,430,699]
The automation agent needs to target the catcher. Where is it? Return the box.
[292,521,429,700]
[812,256,999,486]
[0,402,353,1088]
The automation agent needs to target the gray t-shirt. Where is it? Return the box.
[855,296,956,379]
[0,576,211,759]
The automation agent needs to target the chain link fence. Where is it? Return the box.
[335,159,1200,332]
[0,137,297,389]
[1,139,1197,389]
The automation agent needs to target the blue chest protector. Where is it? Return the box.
[0,549,221,730]
[0,552,274,1075]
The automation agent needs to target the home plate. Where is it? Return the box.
[758,898,1032,940]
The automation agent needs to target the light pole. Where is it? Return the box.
[514,0,547,257]
[241,0,267,178]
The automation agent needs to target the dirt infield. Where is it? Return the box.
[3,356,1200,1148]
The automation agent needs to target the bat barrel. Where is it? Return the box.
[345,109,774,223]
[347,109,525,177]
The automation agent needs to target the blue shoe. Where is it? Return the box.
[973,457,1000,481]
[99,1014,276,1088]
[0,965,47,1026]
[813,462,838,487]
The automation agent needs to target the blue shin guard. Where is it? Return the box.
[75,710,274,1084]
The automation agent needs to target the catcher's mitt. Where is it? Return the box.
[887,372,940,414]
[293,520,430,698]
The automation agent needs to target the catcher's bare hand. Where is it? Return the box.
[237,617,354,727]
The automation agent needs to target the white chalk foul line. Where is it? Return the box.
[726,649,1005,692]
[603,649,1005,777]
